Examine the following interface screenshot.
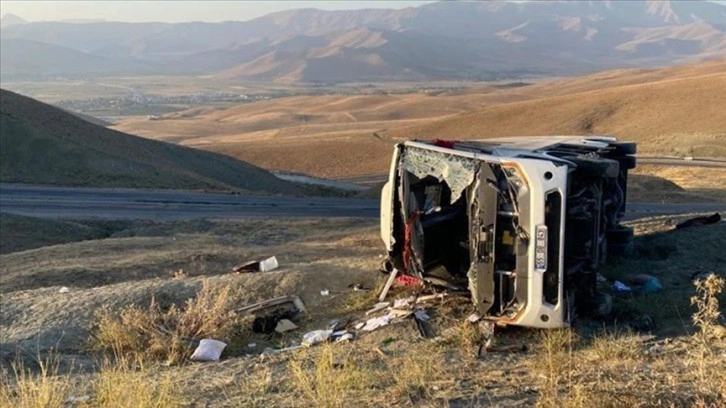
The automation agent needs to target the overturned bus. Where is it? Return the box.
[380,137,636,329]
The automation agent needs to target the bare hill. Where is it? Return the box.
[385,64,726,158]
[114,61,726,179]
[0,89,301,194]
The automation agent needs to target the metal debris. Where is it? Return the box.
[275,319,298,333]
[366,301,391,315]
[233,256,279,273]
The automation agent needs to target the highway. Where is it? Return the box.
[1,184,723,221]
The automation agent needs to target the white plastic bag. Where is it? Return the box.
[190,339,227,361]
[302,329,333,346]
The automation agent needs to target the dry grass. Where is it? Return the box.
[92,357,181,408]
[113,61,726,178]
[92,280,243,364]
[688,274,726,403]
[0,355,71,408]
[0,355,181,408]
[288,344,381,408]
[531,329,578,408]
[3,216,726,407]
[587,328,643,362]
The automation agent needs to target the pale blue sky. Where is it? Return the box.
[1,1,724,23]
[0,1,435,23]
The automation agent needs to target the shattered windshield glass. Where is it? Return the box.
[402,147,477,204]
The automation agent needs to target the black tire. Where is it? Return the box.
[612,142,637,155]
[607,225,634,244]
[607,226,634,256]
[609,241,634,256]
[569,157,620,178]
[616,155,637,170]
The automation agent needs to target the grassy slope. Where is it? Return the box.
[0,213,115,254]
[0,89,301,194]
[1,217,724,406]
[113,61,726,178]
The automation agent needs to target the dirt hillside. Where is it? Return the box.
[0,89,301,194]
[113,61,726,179]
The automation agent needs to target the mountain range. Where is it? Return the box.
[1,1,725,83]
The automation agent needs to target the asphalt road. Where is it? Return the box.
[1,184,723,221]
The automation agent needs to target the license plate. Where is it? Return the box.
[535,225,548,271]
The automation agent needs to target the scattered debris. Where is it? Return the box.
[58,286,70,294]
[476,322,498,356]
[320,289,330,296]
[235,295,307,316]
[253,310,296,334]
[335,332,354,342]
[237,295,306,334]
[424,276,463,291]
[302,329,333,346]
[628,274,662,294]
[248,343,257,349]
[413,310,430,321]
[366,301,391,315]
[349,283,371,292]
[378,268,399,301]
[233,256,279,273]
[675,212,721,229]
[262,345,304,354]
[393,297,414,309]
[612,280,632,293]
[190,339,227,362]
[466,313,481,323]
[361,314,393,332]
[327,319,348,331]
[395,274,423,287]
[414,311,435,338]
[275,319,298,333]
[415,293,448,303]
[644,343,665,356]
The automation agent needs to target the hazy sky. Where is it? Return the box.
[2,1,725,23]
[0,1,436,23]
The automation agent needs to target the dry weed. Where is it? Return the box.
[288,344,379,408]
[687,274,726,404]
[170,269,188,280]
[0,354,72,408]
[532,329,577,408]
[92,357,181,408]
[91,280,242,363]
[235,365,276,408]
[389,350,446,404]
[691,274,725,339]
[588,327,642,362]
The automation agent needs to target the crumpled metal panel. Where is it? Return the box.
[402,147,476,204]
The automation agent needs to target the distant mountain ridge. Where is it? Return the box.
[1,1,725,83]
